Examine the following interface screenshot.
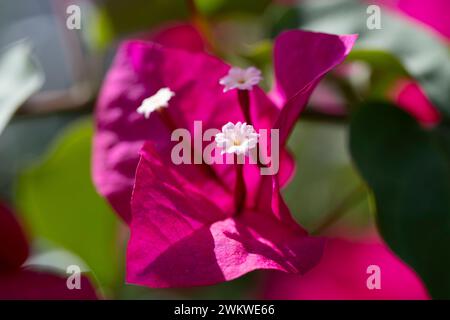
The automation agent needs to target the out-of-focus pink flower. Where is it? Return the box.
[263,237,430,300]
[0,203,28,271]
[391,80,441,126]
[142,23,209,52]
[377,0,445,127]
[91,27,357,287]
[0,202,98,300]
[377,0,450,41]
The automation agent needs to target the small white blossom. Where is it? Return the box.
[136,87,175,118]
[215,122,259,155]
[219,67,262,92]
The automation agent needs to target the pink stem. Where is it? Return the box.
[238,90,251,124]
[234,161,246,214]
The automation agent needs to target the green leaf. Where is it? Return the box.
[0,41,44,135]
[347,50,407,100]
[16,118,122,292]
[88,0,190,49]
[264,3,301,39]
[195,0,271,17]
[281,0,450,118]
[350,101,450,299]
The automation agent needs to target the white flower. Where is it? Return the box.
[219,66,262,92]
[136,87,175,118]
[215,122,259,155]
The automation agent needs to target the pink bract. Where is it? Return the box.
[127,143,325,287]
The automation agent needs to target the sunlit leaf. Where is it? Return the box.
[0,41,44,135]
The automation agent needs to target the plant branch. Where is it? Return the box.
[301,108,349,124]
[312,184,367,235]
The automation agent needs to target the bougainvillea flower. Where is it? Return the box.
[0,202,97,299]
[92,28,356,287]
[263,236,429,300]
[93,26,356,224]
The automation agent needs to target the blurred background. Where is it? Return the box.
[0,0,448,299]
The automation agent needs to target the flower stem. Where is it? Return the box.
[157,109,178,132]
[234,161,246,214]
[238,90,251,124]
[237,90,269,169]
[312,184,367,235]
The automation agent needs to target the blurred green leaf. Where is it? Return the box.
[350,102,450,299]
[89,0,190,49]
[0,41,44,135]
[347,50,407,100]
[238,40,273,90]
[85,6,115,51]
[264,3,301,39]
[347,50,407,76]
[278,0,450,118]
[16,118,122,292]
[195,0,271,17]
